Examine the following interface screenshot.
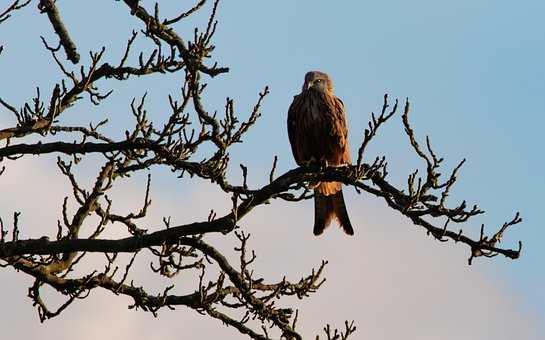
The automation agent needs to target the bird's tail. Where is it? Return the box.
[313,183,354,236]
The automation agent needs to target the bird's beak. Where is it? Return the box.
[305,81,313,90]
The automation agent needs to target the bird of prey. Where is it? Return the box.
[287,71,354,236]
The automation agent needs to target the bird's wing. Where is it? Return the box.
[321,94,351,164]
[287,94,302,165]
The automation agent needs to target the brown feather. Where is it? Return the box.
[288,89,350,166]
[313,188,353,236]
[313,190,334,236]
[287,71,354,235]
[331,189,354,235]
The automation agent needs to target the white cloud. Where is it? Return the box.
[0,159,542,339]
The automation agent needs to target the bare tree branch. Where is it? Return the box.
[0,1,522,339]
[0,0,30,24]
[38,0,80,63]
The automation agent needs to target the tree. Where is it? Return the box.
[0,1,522,339]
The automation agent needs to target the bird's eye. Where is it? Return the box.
[315,79,322,83]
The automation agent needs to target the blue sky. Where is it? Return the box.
[1,1,544,338]
[216,0,545,312]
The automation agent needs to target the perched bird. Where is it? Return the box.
[287,71,354,236]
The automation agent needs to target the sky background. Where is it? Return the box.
[0,1,544,339]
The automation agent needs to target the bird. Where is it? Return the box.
[287,71,354,236]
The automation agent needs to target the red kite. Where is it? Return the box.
[287,71,353,236]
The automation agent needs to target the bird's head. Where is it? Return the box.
[302,71,334,94]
